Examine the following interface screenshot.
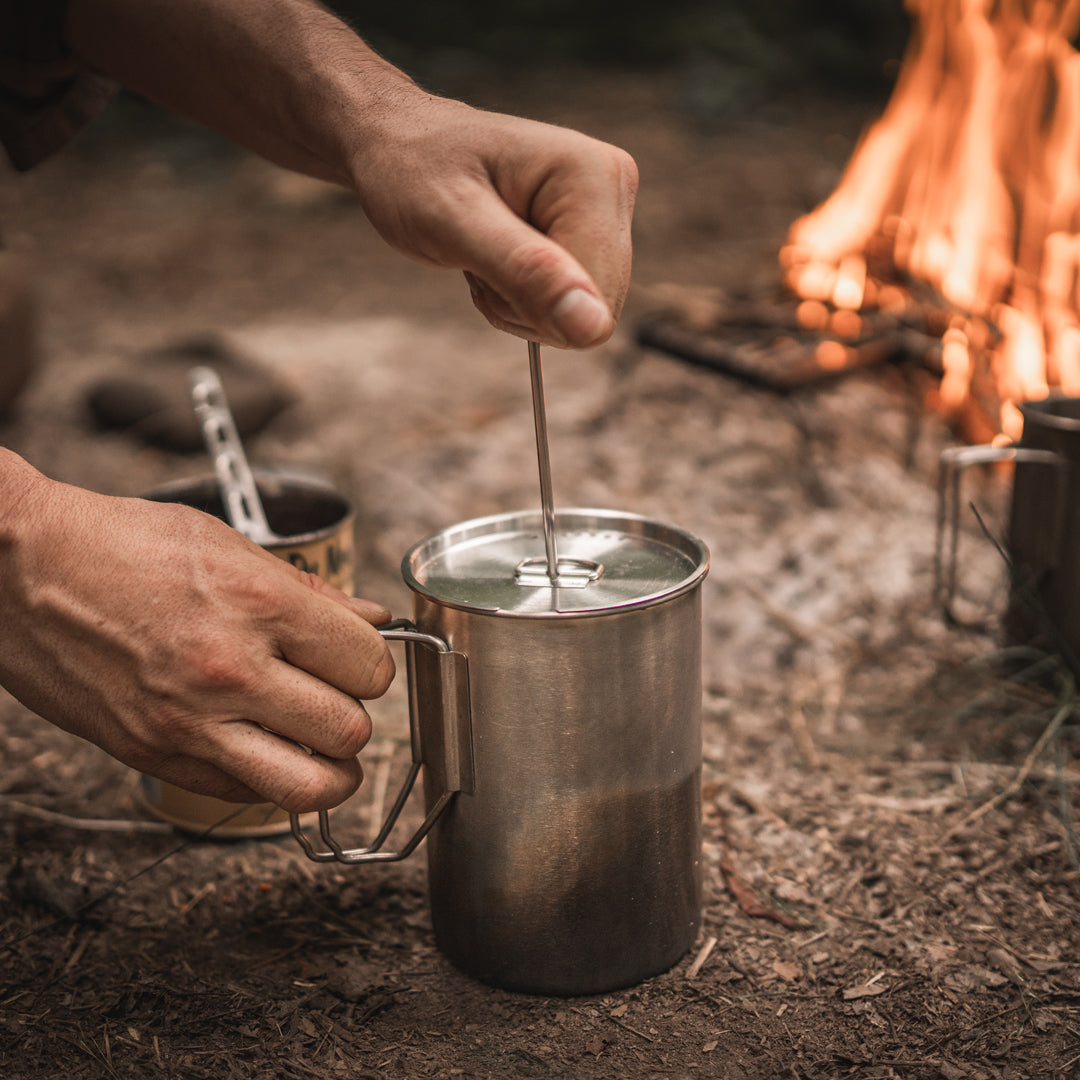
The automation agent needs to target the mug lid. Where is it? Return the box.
[402,508,710,617]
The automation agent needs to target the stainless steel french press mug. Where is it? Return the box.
[291,345,710,996]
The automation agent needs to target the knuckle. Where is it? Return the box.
[276,762,360,814]
[212,777,262,803]
[297,569,330,595]
[507,240,567,298]
[325,701,372,759]
[233,573,284,616]
[613,147,639,194]
[185,644,253,695]
[478,310,531,340]
[274,775,327,814]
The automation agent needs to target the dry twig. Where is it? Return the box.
[0,797,176,834]
[787,700,822,770]
[686,936,717,979]
[938,696,1075,845]
[742,582,855,650]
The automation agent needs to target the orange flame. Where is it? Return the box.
[781,0,1080,438]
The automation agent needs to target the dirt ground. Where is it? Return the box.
[2,64,1079,1080]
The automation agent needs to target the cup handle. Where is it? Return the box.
[935,444,1065,626]
[290,618,473,864]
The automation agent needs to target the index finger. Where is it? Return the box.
[271,570,396,701]
[520,140,638,323]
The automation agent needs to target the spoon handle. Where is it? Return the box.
[190,366,276,545]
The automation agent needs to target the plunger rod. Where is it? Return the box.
[528,340,560,583]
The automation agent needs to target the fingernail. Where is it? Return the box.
[552,288,611,345]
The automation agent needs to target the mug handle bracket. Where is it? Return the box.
[290,619,473,864]
[935,444,1065,627]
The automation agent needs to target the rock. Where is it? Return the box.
[85,333,296,451]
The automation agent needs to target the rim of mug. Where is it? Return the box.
[143,468,353,547]
[1021,393,1080,432]
[401,506,711,619]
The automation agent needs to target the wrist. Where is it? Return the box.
[0,448,50,542]
[0,449,54,568]
[311,52,432,188]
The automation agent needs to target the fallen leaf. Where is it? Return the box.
[945,966,1008,993]
[610,1004,629,1018]
[923,942,959,965]
[937,1062,972,1080]
[1027,958,1066,974]
[842,982,888,1000]
[773,960,801,982]
[703,1040,718,1053]
[720,848,807,929]
[986,948,1022,978]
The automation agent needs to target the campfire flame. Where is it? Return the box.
[780,0,1080,441]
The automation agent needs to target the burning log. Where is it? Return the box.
[783,0,1080,439]
[635,277,1003,447]
[641,3,1080,444]
[636,308,906,393]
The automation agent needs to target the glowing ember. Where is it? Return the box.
[781,0,1080,440]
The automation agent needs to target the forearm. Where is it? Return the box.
[62,0,419,184]
[63,0,637,347]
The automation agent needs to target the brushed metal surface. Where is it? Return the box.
[413,580,704,995]
[1006,395,1080,669]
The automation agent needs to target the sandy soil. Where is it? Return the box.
[1,67,1078,1079]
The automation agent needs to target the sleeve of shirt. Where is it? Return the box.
[0,0,115,171]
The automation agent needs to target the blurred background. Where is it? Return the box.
[334,0,910,95]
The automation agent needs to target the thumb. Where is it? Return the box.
[450,196,615,348]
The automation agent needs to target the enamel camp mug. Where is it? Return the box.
[293,508,710,996]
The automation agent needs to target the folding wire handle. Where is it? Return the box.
[934,444,1065,626]
[290,619,473,864]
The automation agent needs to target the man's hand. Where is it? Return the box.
[349,95,638,349]
[0,451,393,812]
[63,0,638,349]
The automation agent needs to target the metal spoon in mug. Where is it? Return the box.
[189,365,279,545]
